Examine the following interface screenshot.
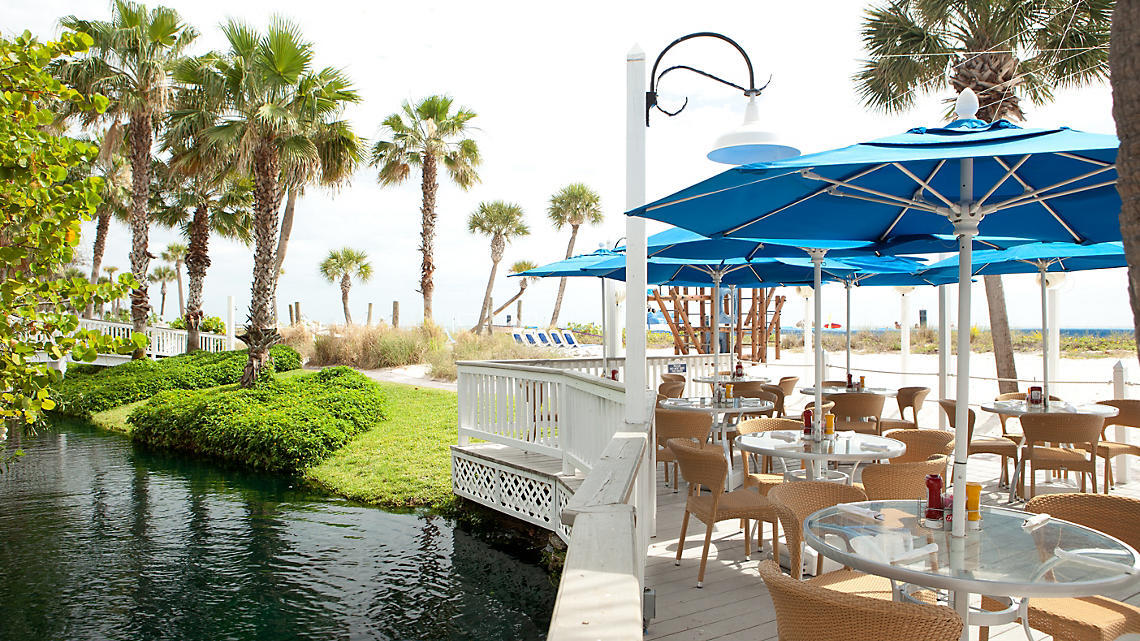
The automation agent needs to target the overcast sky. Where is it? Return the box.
[5,0,1130,332]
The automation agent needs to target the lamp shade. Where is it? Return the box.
[707,96,800,164]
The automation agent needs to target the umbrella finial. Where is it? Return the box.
[955,88,980,120]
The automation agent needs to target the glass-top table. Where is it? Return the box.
[735,430,906,483]
[980,400,1119,418]
[692,374,770,385]
[804,499,1140,598]
[800,386,897,398]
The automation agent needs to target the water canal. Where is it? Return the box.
[0,422,555,640]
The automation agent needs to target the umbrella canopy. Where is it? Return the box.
[627,95,1120,540]
[515,248,619,277]
[583,254,869,286]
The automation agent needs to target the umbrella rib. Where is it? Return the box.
[643,172,799,214]
[989,157,1082,242]
[879,160,947,241]
[890,162,956,208]
[1055,151,1114,168]
[722,164,888,236]
[976,155,1031,208]
[830,189,942,214]
[984,165,1115,214]
[803,170,945,213]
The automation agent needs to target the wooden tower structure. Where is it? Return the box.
[648,286,785,362]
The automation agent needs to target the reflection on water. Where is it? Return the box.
[0,422,554,640]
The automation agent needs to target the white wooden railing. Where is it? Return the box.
[77,318,229,357]
[489,352,738,399]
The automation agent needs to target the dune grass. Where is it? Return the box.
[304,380,458,509]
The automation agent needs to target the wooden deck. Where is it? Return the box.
[645,433,1140,641]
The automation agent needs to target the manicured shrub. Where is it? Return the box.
[128,367,386,473]
[54,345,301,417]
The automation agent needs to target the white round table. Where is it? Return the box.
[693,374,770,386]
[979,401,1120,502]
[800,386,897,398]
[735,430,906,483]
[659,397,775,488]
[804,499,1140,638]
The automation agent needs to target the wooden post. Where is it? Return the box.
[287,305,295,326]
[392,301,399,328]
[294,301,301,326]
[366,302,373,326]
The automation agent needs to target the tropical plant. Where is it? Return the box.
[58,1,198,358]
[319,248,373,324]
[150,264,176,317]
[173,18,360,386]
[490,260,539,326]
[83,137,130,318]
[467,202,529,333]
[1113,2,1140,361]
[103,266,121,314]
[370,95,480,323]
[854,0,1112,391]
[160,242,186,317]
[0,30,138,427]
[547,183,602,326]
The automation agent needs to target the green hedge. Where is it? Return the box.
[54,346,301,417]
[128,367,386,473]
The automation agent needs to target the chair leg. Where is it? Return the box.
[675,511,691,566]
[697,521,715,587]
[771,519,779,564]
[663,461,669,485]
[1030,462,1036,499]
[743,518,751,560]
[1106,458,1113,494]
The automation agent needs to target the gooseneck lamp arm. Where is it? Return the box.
[646,32,770,125]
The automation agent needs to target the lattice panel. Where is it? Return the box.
[554,482,572,543]
[452,454,497,503]
[499,469,554,524]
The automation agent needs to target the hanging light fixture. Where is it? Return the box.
[708,95,800,164]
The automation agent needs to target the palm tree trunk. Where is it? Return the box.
[492,284,527,317]
[241,141,283,388]
[184,204,211,353]
[474,235,504,333]
[127,116,153,359]
[160,281,167,317]
[420,154,438,324]
[271,186,298,325]
[517,298,523,327]
[984,275,1019,393]
[1113,0,1140,363]
[86,205,111,319]
[175,259,185,317]
[340,273,353,324]
[549,224,580,327]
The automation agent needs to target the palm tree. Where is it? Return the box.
[370,95,480,324]
[84,137,131,318]
[319,248,372,325]
[150,264,176,317]
[175,18,360,386]
[854,0,1111,391]
[103,266,120,316]
[547,183,602,326]
[467,202,530,333]
[160,242,187,317]
[59,1,198,358]
[1112,3,1140,359]
[490,260,539,327]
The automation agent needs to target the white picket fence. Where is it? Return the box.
[489,352,741,399]
[77,318,229,358]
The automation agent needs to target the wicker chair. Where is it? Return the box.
[758,560,964,641]
[883,428,954,464]
[821,380,849,388]
[658,380,685,399]
[777,375,799,397]
[1019,412,1102,499]
[857,455,948,500]
[828,393,886,435]
[1020,493,1140,641]
[661,373,686,384]
[938,399,1019,486]
[715,388,778,459]
[767,481,887,589]
[879,386,931,431]
[804,400,835,415]
[993,391,1063,438]
[655,408,712,491]
[669,439,780,587]
[1094,400,1140,493]
[737,417,801,495]
[759,383,788,417]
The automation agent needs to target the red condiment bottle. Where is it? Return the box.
[846,373,853,389]
[802,408,813,436]
[925,473,944,520]
[735,361,744,379]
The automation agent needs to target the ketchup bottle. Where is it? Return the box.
[735,361,744,379]
[802,408,814,436]
[925,474,944,520]
[846,373,853,389]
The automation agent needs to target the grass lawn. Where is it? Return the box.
[304,381,458,509]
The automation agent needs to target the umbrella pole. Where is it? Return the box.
[600,279,608,377]
[809,249,827,441]
[1040,263,1049,404]
[712,273,721,381]
[951,161,977,542]
[845,280,852,382]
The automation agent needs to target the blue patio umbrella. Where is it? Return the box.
[628,89,1120,539]
[919,242,1126,399]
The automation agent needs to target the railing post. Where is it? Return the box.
[226,295,235,351]
[1115,360,1128,484]
[457,366,470,446]
[560,381,574,476]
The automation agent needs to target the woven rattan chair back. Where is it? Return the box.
[736,417,802,436]
[1021,412,1102,448]
[767,482,868,579]
[758,561,964,641]
[777,376,800,396]
[896,386,931,423]
[860,456,948,500]
[821,380,848,388]
[804,400,835,415]
[993,391,1062,436]
[658,381,685,398]
[668,438,728,496]
[937,399,977,442]
[1100,399,1140,434]
[655,408,712,450]
[730,380,767,395]
[760,384,787,416]
[661,373,686,384]
[1025,493,1140,550]
[884,428,954,464]
[831,393,885,420]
